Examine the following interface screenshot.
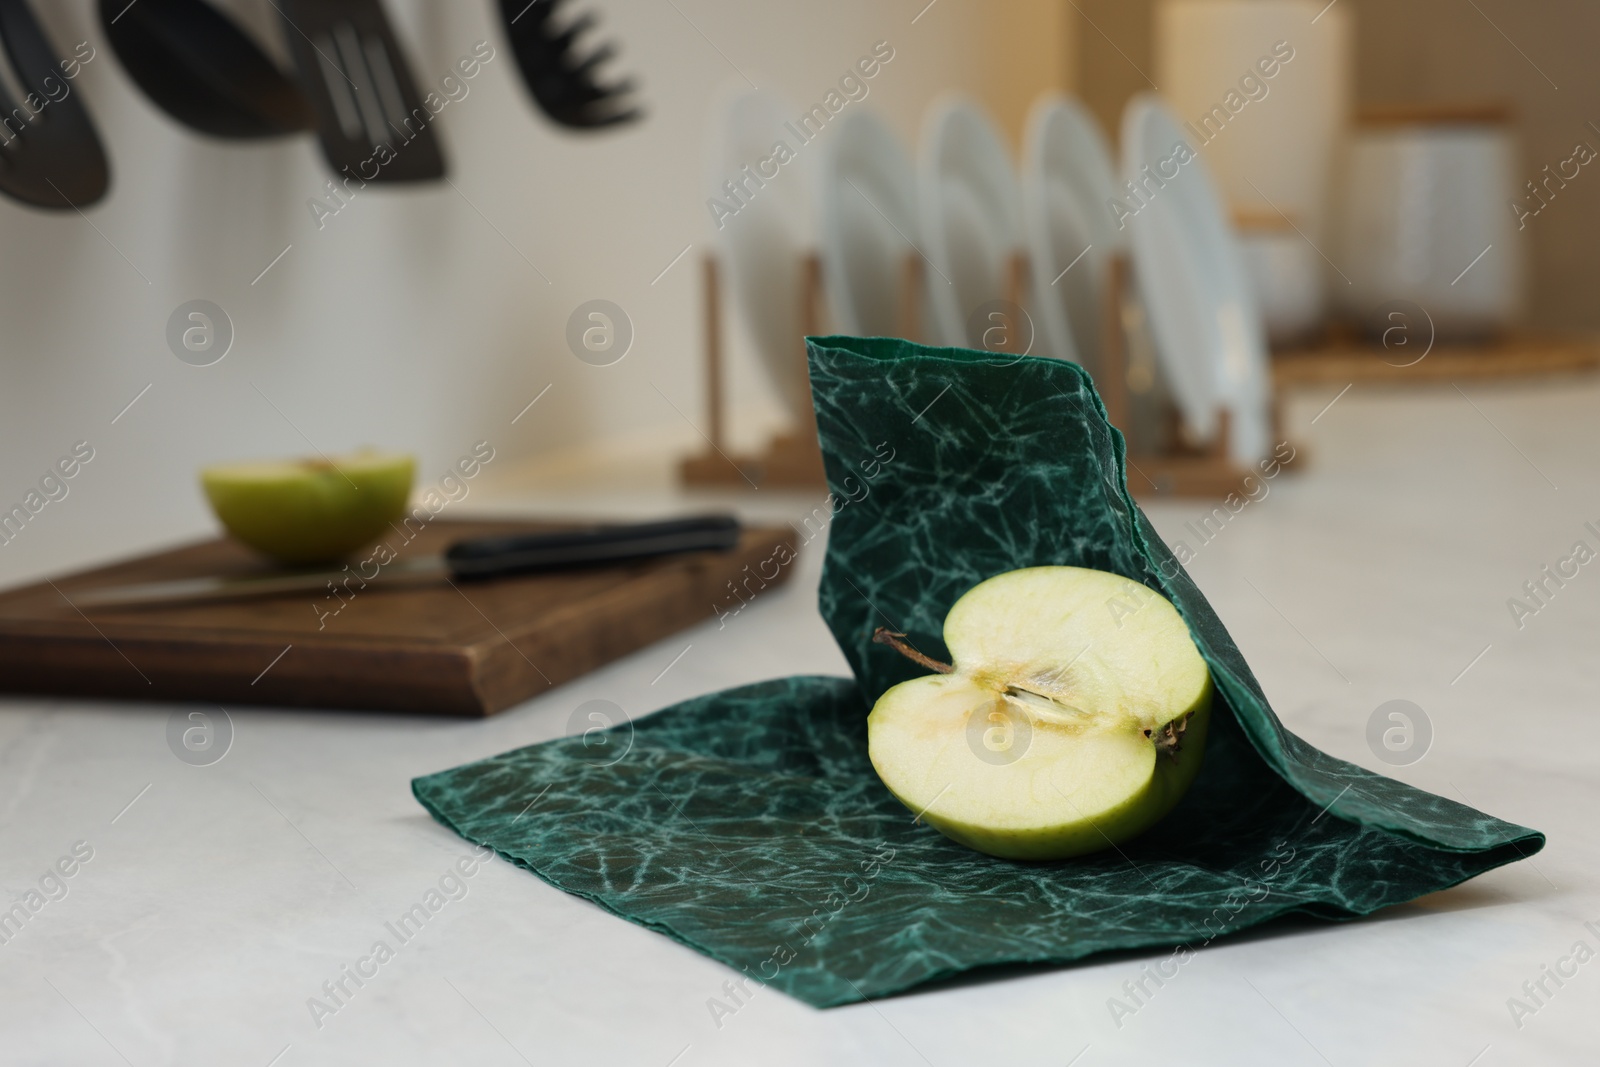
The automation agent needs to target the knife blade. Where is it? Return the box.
[74,514,743,608]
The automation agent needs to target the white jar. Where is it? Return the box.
[1155,0,1352,241]
[1336,108,1523,339]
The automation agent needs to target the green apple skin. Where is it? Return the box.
[867,566,1213,861]
[201,452,415,565]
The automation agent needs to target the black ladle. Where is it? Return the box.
[98,0,313,138]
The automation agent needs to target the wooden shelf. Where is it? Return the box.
[1273,335,1600,387]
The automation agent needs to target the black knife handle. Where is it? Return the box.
[443,514,742,580]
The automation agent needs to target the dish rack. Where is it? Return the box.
[678,250,1301,498]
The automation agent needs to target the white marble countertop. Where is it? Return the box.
[2,379,1597,1066]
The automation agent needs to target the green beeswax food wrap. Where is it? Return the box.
[413,336,1543,1008]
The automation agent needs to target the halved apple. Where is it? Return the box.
[201,451,415,565]
[867,566,1212,860]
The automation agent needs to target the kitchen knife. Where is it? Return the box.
[75,514,743,608]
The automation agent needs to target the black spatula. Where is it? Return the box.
[0,0,109,208]
[275,0,444,182]
[98,0,313,139]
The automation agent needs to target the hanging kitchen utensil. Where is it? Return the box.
[98,0,313,139]
[499,0,640,129]
[0,0,110,208]
[275,0,445,181]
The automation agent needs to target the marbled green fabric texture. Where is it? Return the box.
[414,336,1543,1009]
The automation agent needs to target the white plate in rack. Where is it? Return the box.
[1121,93,1271,464]
[918,96,1023,349]
[711,87,816,419]
[818,109,922,339]
[1021,93,1123,378]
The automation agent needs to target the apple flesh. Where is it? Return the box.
[867,566,1212,860]
[201,451,415,565]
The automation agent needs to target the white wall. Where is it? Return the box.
[0,0,1023,587]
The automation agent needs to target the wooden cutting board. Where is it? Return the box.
[0,520,795,716]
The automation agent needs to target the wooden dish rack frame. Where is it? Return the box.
[678,249,1301,498]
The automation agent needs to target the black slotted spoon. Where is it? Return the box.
[276,0,445,182]
[0,0,109,208]
[98,0,313,139]
[500,0,640,130]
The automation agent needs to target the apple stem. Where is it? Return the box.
[872,628,954,674]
